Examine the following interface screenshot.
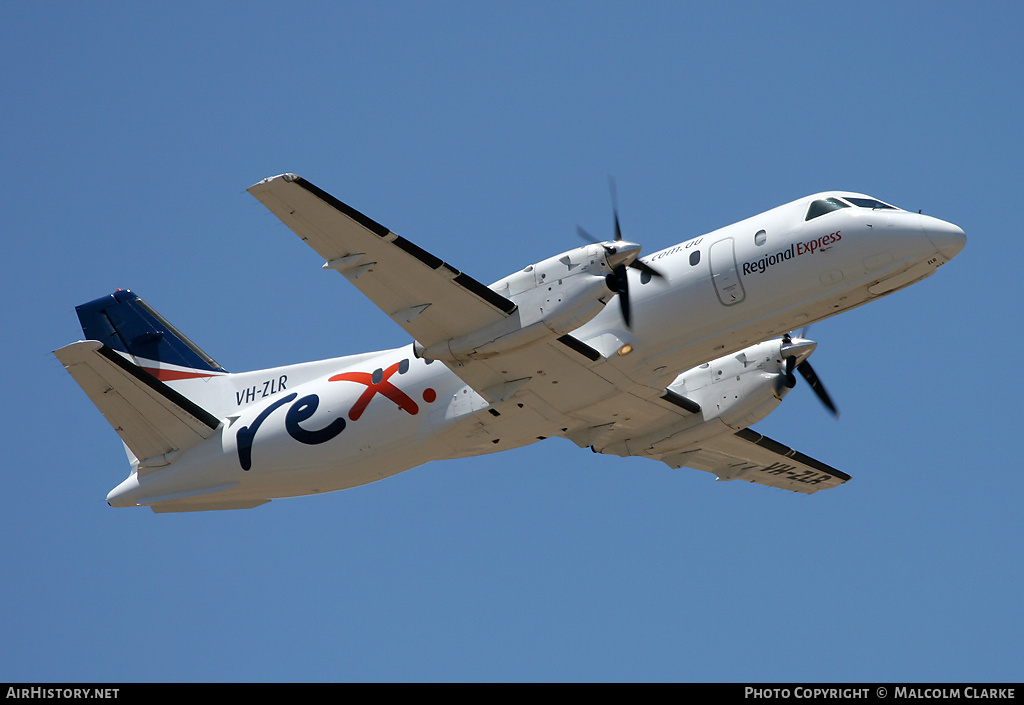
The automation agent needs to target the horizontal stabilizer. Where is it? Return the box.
[659,428,850,494]
[54,341,221,471]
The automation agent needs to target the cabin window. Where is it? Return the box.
[805,198,849,221]
[754,229,767,246]
[689,250,701,266]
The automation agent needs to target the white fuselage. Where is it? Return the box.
[107,193,965,507]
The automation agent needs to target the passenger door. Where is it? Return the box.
[709,237,746,306]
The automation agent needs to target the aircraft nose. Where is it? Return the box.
[923,216,966,261]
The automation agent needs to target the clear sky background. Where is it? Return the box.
[3,2,1021,683]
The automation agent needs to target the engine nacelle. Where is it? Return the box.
[414,244,616,362]
[673,339,793,431]
[600,338,812,458]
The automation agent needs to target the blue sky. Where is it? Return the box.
[3,2,1021,682]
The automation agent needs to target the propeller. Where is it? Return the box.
[575,177,663,328]
[780,333,839,418]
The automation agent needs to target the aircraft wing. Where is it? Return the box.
[654,427,850,493]
[248,174,517,353]
[248,174,700,432]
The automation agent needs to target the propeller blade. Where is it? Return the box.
[615,267,631,327]
[784,355,797,388]
[576,224,600,245]
[609,176,622,241]
[604,264,634,327]
[582,178,662,328]
[628,258,664,278]
[780,333,837,416]
[797,360,839,417]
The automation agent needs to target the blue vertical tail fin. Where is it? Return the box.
[75,289,228,380]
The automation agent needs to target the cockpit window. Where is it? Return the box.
[805,198,850,221]
[845,197,897,210]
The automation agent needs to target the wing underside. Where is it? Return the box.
[657,427,850,493]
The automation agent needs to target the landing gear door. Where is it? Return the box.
[709,237,746,306]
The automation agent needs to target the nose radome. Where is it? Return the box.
[922,216,966,261]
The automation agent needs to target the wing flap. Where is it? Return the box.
[54,341,221,468]
[247,174,516,350]
[659,428,850,494]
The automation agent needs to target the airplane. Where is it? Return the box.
[54,174,965,512]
